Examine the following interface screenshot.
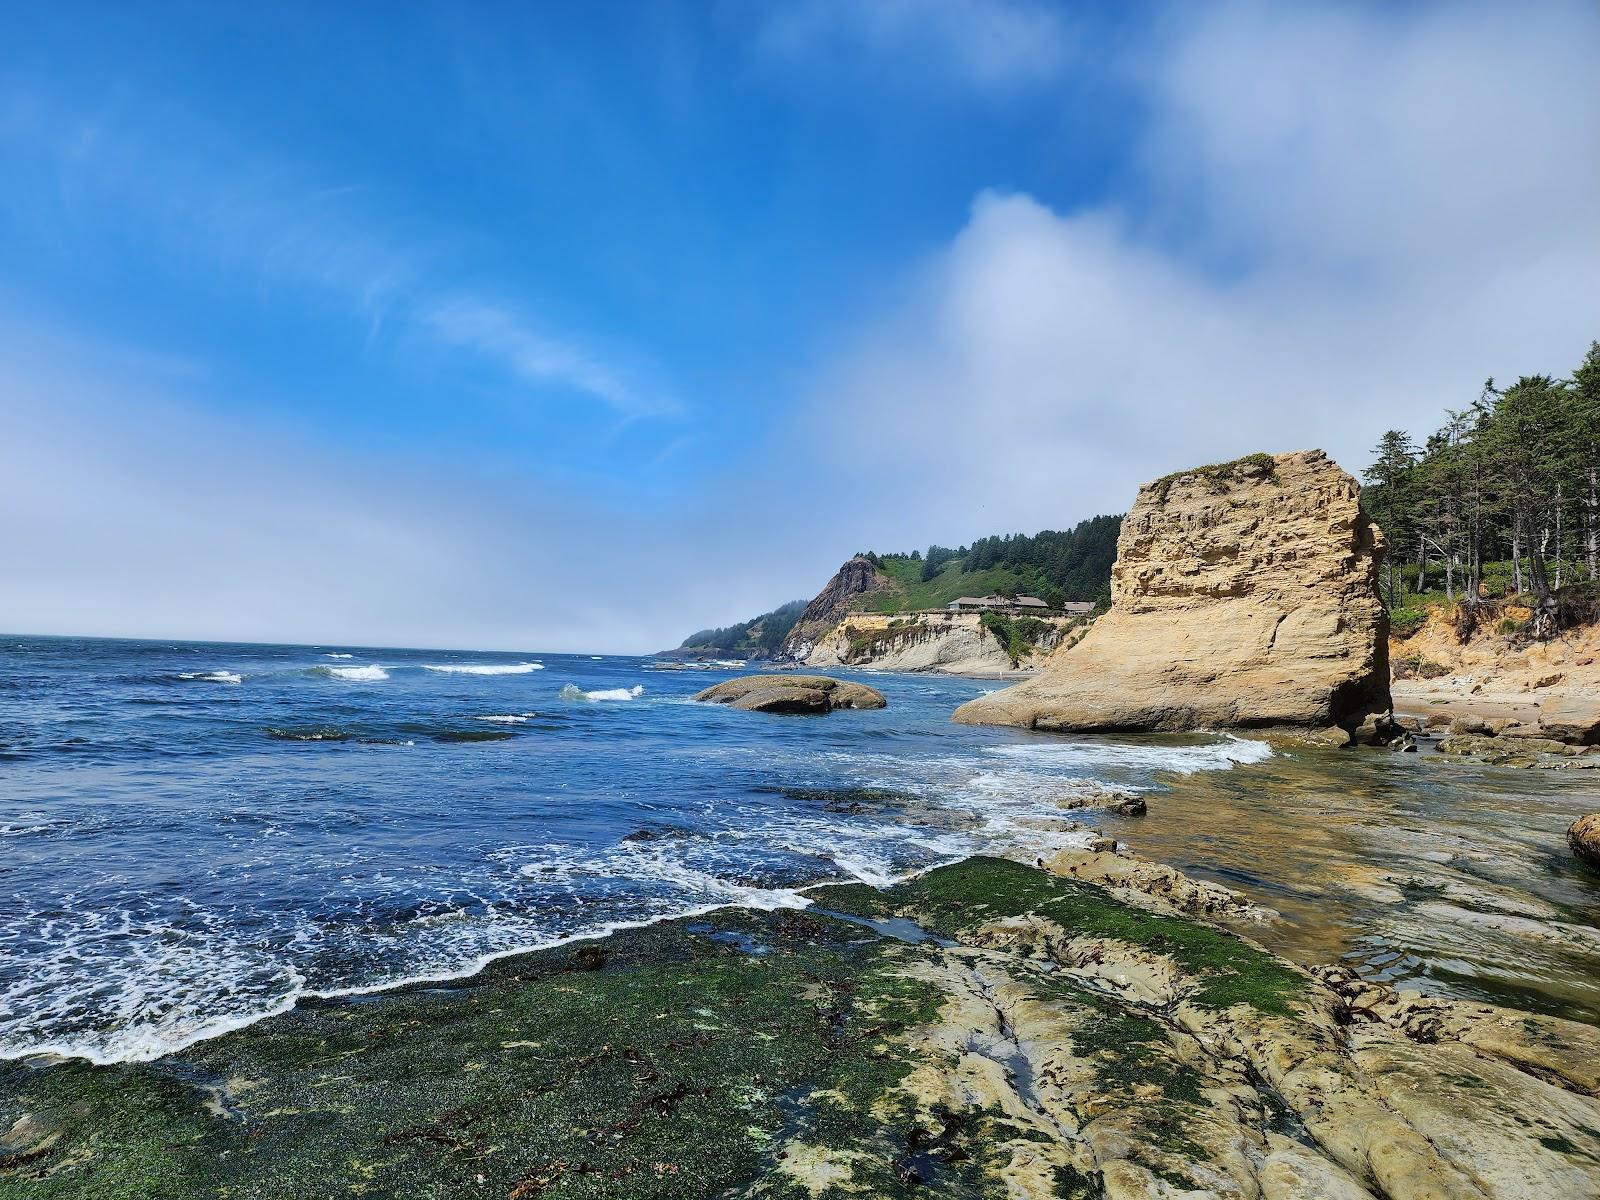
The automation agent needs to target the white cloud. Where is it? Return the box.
[789,1,1600,553]
[0,326,723,652]
[758,0,1072,89]
[422,297,678,420]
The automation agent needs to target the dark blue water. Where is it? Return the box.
[0,635,1271,1063]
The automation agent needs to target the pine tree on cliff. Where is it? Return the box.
[1364,430,1417,608]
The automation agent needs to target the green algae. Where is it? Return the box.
[0,858,1305,1199]
[0,912,950,1200]
[816,857,1307,1016]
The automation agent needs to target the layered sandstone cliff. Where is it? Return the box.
[805,611,1077,676]
[954,450,1390,732]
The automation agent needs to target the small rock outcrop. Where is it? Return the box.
[955,450,1391,732]
[692,674,886,714]
[1540,693,1600,745]
[781,557,892,660]
[1571,815,1600,870]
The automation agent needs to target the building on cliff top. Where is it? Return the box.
[948,595,1068,615]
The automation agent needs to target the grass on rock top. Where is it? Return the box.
[1146,452,1279,506]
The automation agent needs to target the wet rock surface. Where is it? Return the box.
[692,674,887,714]
[5,856,1598,1199]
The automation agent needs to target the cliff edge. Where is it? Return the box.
[954,450,1390,732]
[781,556,892,659]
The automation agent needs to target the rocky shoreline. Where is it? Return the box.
[5,850,1599,1199]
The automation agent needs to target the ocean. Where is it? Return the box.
[0,635,1271,1065]
[7,635,1599,1068]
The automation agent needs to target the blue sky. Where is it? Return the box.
[4,1,1599,650]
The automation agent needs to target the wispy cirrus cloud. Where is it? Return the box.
[756,0,1074,90]
[422,298,681,420]
[1,94,674,422]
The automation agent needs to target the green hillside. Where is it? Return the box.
[668,515,1121,654]
[856,515,1121,614]
[675,599,808,657]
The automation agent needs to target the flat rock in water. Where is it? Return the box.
[692,674,886,714]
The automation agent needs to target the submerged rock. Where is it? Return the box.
[691,673,887,713]
[1570,814,1600,870]
[955,450,1391,734]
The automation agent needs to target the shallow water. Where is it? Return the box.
[2,634,1597,1065]
[1098,745,1600,1023]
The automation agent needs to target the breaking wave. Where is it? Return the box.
[422,662,544,675]
[176,670,243,685]
[560,684,643,702]
[311,664,389,682]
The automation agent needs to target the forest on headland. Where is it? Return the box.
[1362,341,1600,640]
[853,514,1122,613]
[674,516,1120,656]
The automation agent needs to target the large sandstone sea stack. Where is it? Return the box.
[954,450,1391,733]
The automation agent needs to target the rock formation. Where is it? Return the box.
[780,556,892,660]
[804,611,1074,676]
[1570,815,1600,870]
[955,450,1390,733]
[691,674,886,714]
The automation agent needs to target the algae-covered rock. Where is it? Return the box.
[692,674,886,713]
[7,857,1600,1199]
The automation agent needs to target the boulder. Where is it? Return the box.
[954,450,1390,732]
[1571,815,1600,870]
[692,674,886,714]
[1540,692,1600,745]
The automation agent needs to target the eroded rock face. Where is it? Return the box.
[955,450,1391,732]
[781,556,892,660]
[691,674,886,713]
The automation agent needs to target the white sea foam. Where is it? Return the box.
[2,687,1275,1069]
[325,652,354,659]
[988,733,1272,775]
[2,838,811,1065]
[560,684,643,702]
[178,670,243,685]
[325,665,389,681]
[423,662,544,675]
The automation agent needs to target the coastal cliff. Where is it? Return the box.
[956,450,1391,732]
[805,611,1080,677]
[781,556,893,660]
